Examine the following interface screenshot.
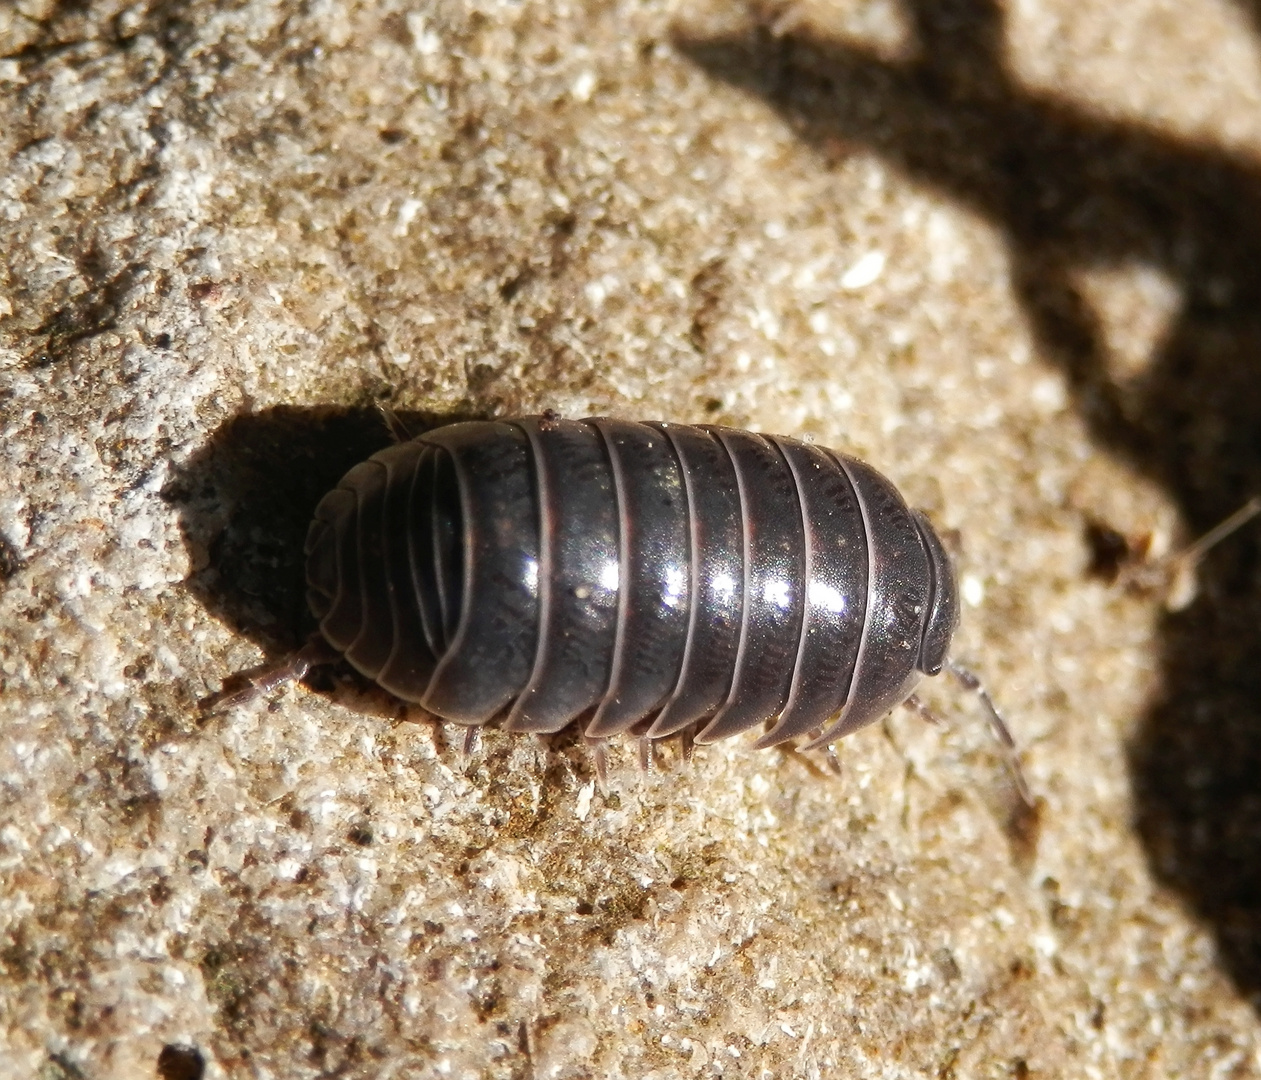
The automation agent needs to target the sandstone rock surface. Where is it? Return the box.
[5,1,1261,1077]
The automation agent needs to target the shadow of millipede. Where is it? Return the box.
[163,404,479,702]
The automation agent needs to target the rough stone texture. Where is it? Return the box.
[4,0,1261,1077]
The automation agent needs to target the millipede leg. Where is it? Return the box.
[202,635,340,715]
[462,726,481,757]
[946,661,1033,806]
[821,744,843,776]
[677,727,696,766]
[586,736,611,795]
[804,727,843,776]
[903,694,942,726]
[377,403,416,443]
[638,737,654,773]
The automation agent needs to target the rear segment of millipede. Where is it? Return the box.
[303,417,960,749]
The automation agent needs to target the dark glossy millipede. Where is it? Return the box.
[216,416,1023,788]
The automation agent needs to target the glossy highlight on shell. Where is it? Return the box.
[299,416,960,751]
